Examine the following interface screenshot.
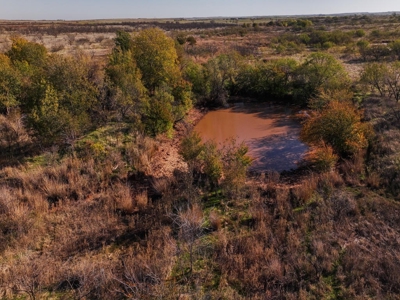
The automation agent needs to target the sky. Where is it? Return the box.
[0,0,399,20]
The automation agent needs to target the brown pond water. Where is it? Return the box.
[194,103,308,172]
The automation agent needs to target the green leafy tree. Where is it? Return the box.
[16,51,102,146]
[236,58,298,99]
[105,49,147,121]
[170,78,192,121]
[262,58,298,98]
[360,62,388,97]
[30,82,66,145]
[234,64,260,97]
[357,40,370,61]
[183,60,209,102]
[179,131,204,171]
[389,39,400,60]
[204,52,242,106]
[5,38,49,114]
[384,62,400,102]
[0,54,21,114]
[44,53,99,135]
[114,30,133,52]
[294,52,349,103]
[131,28,192,132]
[144,87,175,136]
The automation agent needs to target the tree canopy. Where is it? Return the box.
[301,101,372,156]
[132,28,181,92]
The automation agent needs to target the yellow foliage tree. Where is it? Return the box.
[301,101,372,156]
[7,36,47,67]
[132,28,181,92]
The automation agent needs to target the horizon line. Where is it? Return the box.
[1,10,399,22]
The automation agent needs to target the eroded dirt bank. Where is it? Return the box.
[151,108,206,178]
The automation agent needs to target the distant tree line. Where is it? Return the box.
[0,21,236,36]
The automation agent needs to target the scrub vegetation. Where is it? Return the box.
[1,13,400,299]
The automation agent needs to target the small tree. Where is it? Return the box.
[201,141,223,188]
[389,39,400,60]
[221,139,252,197]
[354,29,366,38]
[186,36,197,46]
[114,30,133,52]
[385,62,400,102]
[367,45,391,61]
[301,101,372,156]
[360,62,388,96]
[308,87,354,111]
[179,131,204,171]
[357,40,370,61]
[173,204,205,274]
[305,142,338,172]
[0,112,31,154]
[175,33,187,45]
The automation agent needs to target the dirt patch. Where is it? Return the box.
[150,108,206,178]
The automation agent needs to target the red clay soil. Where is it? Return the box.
[150,108,206,178]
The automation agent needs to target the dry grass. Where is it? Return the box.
[208,210,221,231]
[135,190,149,210]
[0,135,400,299]
[125,134,158,175]
[213,182,400,299]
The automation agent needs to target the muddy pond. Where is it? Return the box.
[194,103,308,172]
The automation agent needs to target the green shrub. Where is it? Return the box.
[322,41,334,50]
[221,139,252,196]
[389,39,400,60]
[179,131,204,170]
[201,141,223,187]
[354,29,366,37]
